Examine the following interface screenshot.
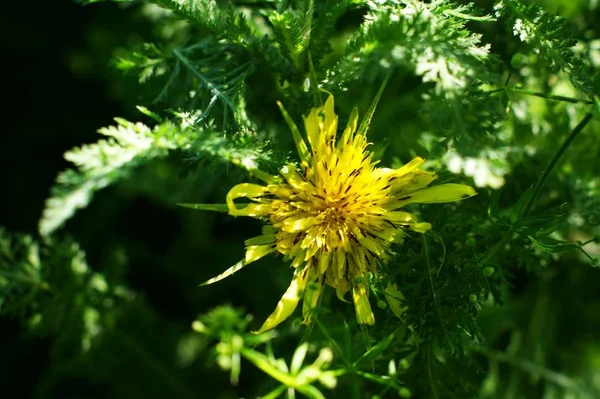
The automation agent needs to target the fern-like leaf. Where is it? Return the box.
[39,117,270,236]
[494,0,594,93]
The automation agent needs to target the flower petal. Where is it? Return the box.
[352,283,375,325]
[410,222,431,233]
[395,156,425,176]
[304,95,337,152]
[338,107,359,148]
[401,184,477,205]
[253,266,310,333]
[226,183,269,216]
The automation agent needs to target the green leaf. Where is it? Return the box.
[527,235,579,253]
[487,189,504,225]
[353,328,402,367]
[495,0,593,93]
[510,185,534,223]
[357,76,389,137]
[40,118,270,236]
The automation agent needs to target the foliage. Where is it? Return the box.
[3,0,600,398]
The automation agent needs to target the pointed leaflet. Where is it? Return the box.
[277,101,311,164]
[178,203,230,212]
[356,75,389,136]
[200,244,275,286]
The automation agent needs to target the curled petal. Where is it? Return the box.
[253,266,310,334]
[226,183,269,216]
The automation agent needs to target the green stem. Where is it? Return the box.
[476,231,516,268]
[486,86,593,104]
[521,113,593,217]
[427,346,439,399]
[477,113,593,268]
[423,235,449,343]
[470,344,599,397]
[508,87,593,104]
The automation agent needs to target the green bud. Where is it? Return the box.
[466,237,476,247]
[483,266,495,277]
[510,53,527,68]
[377,300,388,309]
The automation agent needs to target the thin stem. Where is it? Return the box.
[423,235,449,344]
[486,86,593,104]
[522,113,593,217]
[507,87,593,104]
[470,344,599,398]
[427,346,439,399]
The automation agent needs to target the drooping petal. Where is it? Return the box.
[253,266,310,334]
[352,283,375,325]
[200,244,275,286]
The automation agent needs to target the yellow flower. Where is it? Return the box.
[185,94,476,333]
